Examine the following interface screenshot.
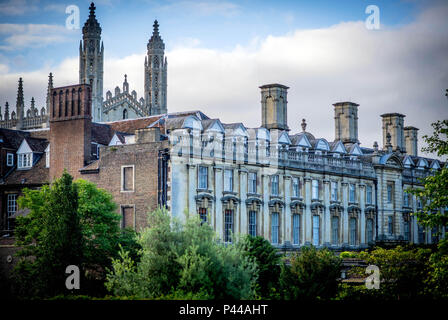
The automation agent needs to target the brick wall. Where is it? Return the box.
[81,140,168,231]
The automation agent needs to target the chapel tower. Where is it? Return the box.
[79,2,104,122]
[144,20,168,115]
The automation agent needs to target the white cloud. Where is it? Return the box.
[1,3,447,159]
[0,23,77,51]
[0,0,39,16]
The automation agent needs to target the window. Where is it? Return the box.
[271,175,279,196]
[312,215,320,246]
[249,211,257,237]
[331,216,339,245]
[248,172,257,194]
[403,193,410,207]
[121,206,134,229]
[431,227,439,243]
[224,209,233,243]
[312,180,319,200]
[418,225,425,243]
[388,216,394,234]
[7,194,17,230]
[292,177,300,198]
[404,221,410,241]
[224,169,233,192]
[199,207,207,225]
[387,184,393,203]
[366,185,373,204]
[417,198,423,210]
[292,214,300,245]
[367,219,373,243]
[331,182,338,201]
[198,166,208,189]
[349,184,356,202]
[6,153,14,166]
[121,166,134,192]
[123,109,128,120]
[45,147,50,168]
[349,218,357,245]
[18,153,32,169]
[271,212,279,244]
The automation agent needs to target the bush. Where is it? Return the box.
[105,208,258,299]
[239,235,281,299]
[280,246,341,300]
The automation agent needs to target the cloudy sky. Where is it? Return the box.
[0,0,447,158]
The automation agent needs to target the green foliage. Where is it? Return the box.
[406,119,448,229]
[239,235,281,299]
[12,172,140,298]
[356,246,432,300]
[279,246,341,300]
[339,251,358,259]
[13,171,84,298]
[105,208,258,299]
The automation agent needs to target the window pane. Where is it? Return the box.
[350,218,357,245]
[122,166,134,191]
[313,215,320,246]
[249,211,257,236]
[367,219,373,242]
[271,212,279,244]
[122,206,134,229]
[225,210,233,243]
[293,214,300,245]
[199,166,208,189]
[199,207,207,224]
[225,169,233,192]
[332,216,339,245]
[312,180,319,200]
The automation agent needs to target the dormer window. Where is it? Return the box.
[18,153,32,169]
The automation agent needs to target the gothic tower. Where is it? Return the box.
[79,2,104,122]
[16,78,24,130]
[144,20,167,115]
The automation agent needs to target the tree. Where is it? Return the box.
[279,246,341,300]
[239,235,281,299]
[14,171,84,297]
[407,119,448,229]
[105,208,258,299]
[13,172,139,298]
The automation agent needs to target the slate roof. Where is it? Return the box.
[0,128,30,150]
[3,153,49,185]
[91,122,115,145]
[24,137,48,153]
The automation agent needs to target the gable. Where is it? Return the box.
[278,131,291,144]
[109,134,123,146]
[316,139,330,151]
[17,139,32,154]
[430,160,440,169]
[208,120,225,133]
[417,158,428,168]
[183,115,203,131]
[332,141,346,153]
[350,143,363,155]
[297,135,312,148]
[256,128,271,141]
[403,156,414,167]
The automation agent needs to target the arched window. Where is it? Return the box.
[349,218,357,245]
[123,109,128,120]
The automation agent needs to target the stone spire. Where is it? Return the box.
[4,102,9,120]
[46,72,53,117]
[82,2,101,35]
[80,2,104,122]
[16,78,24,129]
[123,74,129,93]
[144,19,167,115]
[31,97,35,114]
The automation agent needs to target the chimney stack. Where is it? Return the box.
[333,101,359,146]
[404,126,419,156]
[381,113,405,153]
[260,84,289,131]
[49,83,92,181]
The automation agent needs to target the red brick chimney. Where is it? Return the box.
[49,84,92,181]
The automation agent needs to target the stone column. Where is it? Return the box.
[215,167,223,241]
[342,182,349,246]
[262,174,270,238]
[240,170,248,235]
[284,176,292,244]
[360,184,366,245]
[187,164,196,218]
[304,177,312,245]
[323,180,331,245]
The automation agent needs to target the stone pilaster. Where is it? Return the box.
[342,182,349,246]
[323,180,331,245]
[304,177,312,245]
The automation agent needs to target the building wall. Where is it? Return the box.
[81,140,168,231]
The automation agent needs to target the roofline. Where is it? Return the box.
[380,113,406,118]
[259,83,289,89]
[332,102,359,107]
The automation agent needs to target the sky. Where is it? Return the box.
[0,0,447,159]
